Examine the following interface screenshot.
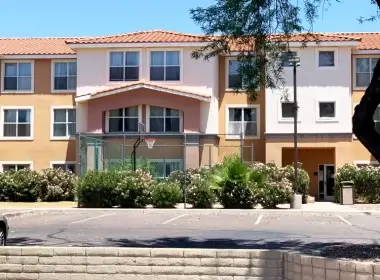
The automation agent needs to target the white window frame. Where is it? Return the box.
[147,48,183,83]
[51,60,77,93]
[0,106,34,140]
[315,100,337,123]
[50,161,76,173]
[105,105,143,133]
[225,57,261,91]
[1,60,34,93]
[277,99,301,123]
[354,56,380,90]
[225,104,260,140]
[149,159,184,178]
[145,105,183,133]
[0,161,33,172]
[50,105,76,140]
[315,48,338,70]
[107,50,142,82]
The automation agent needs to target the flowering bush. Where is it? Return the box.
[0,169,40,202]
[115,169,154,208]
[168,166,215,208]
[38,168,77,202]
[151,179,182,208]
[335,164,380,203]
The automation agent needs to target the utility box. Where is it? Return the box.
[340,181,355,205]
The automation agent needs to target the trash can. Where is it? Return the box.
[340,181,355,205]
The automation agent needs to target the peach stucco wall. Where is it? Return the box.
[0,59,76,171]
[86,88,201,133]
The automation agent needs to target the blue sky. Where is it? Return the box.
[0,0,379,37]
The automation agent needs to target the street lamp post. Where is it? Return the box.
[288,55,302,209]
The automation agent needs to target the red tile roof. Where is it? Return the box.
[0,31,379,55]
[0,38,76,55]
[66,30,208,45]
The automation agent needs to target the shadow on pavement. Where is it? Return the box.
[8,237,46,246]
[106,237,380,260]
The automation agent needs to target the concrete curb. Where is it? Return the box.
[2,207,380,216]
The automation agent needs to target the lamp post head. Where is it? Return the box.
[288,55,300,67]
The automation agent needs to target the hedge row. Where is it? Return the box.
[0,168,77,202]
[335,163,380,203]
[77,155,311,209]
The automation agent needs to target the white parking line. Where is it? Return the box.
[255,214,263,225]
[161,214,188,225]
[70,213,115,224]
[336,215,352,226]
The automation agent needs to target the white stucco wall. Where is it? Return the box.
[265,46,353,134]
[75,47,219,134]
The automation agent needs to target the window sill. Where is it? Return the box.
[51,136,76,141]
[316,66,337,70]
[353,86,368,91]
[225,135,260,140]
[0,137,33,141]
[148,80,182,84]
[278,119,301,123]
[315,118,339,123]
[51,90,76,94]
[1,90,34,94]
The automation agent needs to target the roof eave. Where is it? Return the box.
[75,83,211,103]
[67,42,211,49]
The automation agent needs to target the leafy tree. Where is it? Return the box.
[190,0,380,163]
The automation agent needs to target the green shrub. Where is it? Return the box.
[38,168,77,202]
[283,163,310,196]
[115,169,154,208]
[211,155,263,209]
[151,180,182,208]
[77,170,122,208]
[0,169,40,202]
[108,158,155,174]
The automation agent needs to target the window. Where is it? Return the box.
[318,102,336,118]
[52,108,76,138]
[150,51,180,81]
[3,62,32,91]
[281,102,294,118]
[52,162,76,173]
[280,52,297,67]
[228,60,244,88]
[150,160,183,178]
[356,57,379,88]
[109,51,139,81]
[107,106,139,133]
[318,51,335,67]
[227,107,258,137]
[2,164,30,172]
[149,106,181,132]
[1,108,32,138]
[53,61,77,91]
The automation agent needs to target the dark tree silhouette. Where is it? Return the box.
[190,0,380,162]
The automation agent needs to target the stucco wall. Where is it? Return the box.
[266,46,353,134]
[0,59,76,170]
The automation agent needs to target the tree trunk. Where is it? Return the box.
[352,59,380,163]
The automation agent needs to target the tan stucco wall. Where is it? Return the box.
[218,56,266,163]
[266,137,353,169]
[0,59,76,171]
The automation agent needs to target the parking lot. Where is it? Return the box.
[5,209,380,254]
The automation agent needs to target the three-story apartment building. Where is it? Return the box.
[1,30,380,200]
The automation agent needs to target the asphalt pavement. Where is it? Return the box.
[5,209,380,255]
